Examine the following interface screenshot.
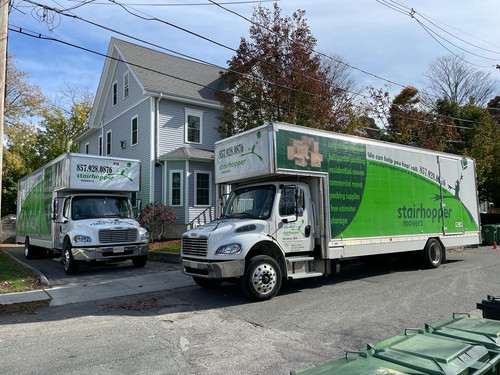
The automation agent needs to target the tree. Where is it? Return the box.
[423,55,498,107]
[38,101,92,163]
[217,4,338,137]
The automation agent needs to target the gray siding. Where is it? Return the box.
[102,62,144,122]
[102,98,152,205]
[158,100,221,155]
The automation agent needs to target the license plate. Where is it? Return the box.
[113,247,125,253]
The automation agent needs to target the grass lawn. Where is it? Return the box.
[0,251,41,294]
[150,244,181,253]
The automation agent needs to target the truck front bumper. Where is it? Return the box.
[181,258,245,279]
[72,244,149,261]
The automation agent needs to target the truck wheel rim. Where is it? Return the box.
[251,263,277,295]
[64,250,70,269]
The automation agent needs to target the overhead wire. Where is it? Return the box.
[12,1,499,133]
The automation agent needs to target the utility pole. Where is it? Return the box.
[0,0,8,233]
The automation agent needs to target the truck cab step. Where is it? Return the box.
[289,272,324,280]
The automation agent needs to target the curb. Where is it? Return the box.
[148,251,180,264]
[1,248,51,287]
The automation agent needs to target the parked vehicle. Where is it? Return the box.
[181,122,480,300]
[16,153,149,274]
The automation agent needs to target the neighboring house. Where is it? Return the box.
[76,37,225,236]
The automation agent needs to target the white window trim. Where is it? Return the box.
[131,115,138,146]
[84,142,89,154]
[112,81,118,106]
[106,130,112,156]
[98,136,103,156]
[123,72,129,99]
[169,170,183,207]
[184,108,203,144]
[194,170,211,207]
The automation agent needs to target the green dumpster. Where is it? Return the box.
[482,225,498,246]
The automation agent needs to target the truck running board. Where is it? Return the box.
[286,256,325,280]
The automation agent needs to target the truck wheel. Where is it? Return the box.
[132,256,148,268]
[422,239,443,269]
[241,255,282,301]
[193,276,222,289]
[24,238,36,260]
[62,242,79,275]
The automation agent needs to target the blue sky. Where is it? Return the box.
[8,0,500,103]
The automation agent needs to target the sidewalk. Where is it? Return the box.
[0,249,195,307]
[0,269,195,307]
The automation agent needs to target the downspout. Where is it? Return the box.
[150,94,163,203]
[156,93,164,203]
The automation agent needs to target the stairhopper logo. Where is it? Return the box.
[216,128,269,182]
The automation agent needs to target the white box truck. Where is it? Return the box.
[181,122,480,300]
[16,153,149,274]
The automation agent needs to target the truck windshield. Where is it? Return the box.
[221,185,276,220]
[72,196,134,220]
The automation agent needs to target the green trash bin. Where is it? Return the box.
[482,225,498,246]
[426,313,500,350]
[368,328,500,374]
[290,351,428,374]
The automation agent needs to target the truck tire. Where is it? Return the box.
[62,242,79,275]
[24,238,37,260]
[132,256,148,268]
[193,276,222,289]
[422,238,443,269]
[241,255,282,301]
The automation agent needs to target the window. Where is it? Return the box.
[123,72,129,98]
[169,170,183,206]
[185,109,203,144]
[112,82,118,105]
[131,116,138,146]
[106,130,112,155]
[98,136,103,156]
[195,171,211,206]
[85,143,89,154]
[279,187,296,216]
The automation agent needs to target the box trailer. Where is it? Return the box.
[180,122,480,300]
[16,153,149,274]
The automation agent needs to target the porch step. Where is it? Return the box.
[289,271,324,280]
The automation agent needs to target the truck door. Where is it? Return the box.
[276,185,315,253]
[438,157,465,235]
[52,197,68,249]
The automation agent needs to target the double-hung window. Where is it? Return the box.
[123,72,129,99]
[185,109,203,144]
[131,116,138,146]
[195,171,211,206]
[169,170,183,206]
[112,82,118,106]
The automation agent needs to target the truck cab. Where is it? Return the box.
[181,181,324,300]
[50,193,149,274]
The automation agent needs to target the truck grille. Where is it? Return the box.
[182,237,208,257]
[99,229,138,243]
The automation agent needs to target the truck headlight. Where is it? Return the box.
[140,229,149,242]
[74,235,92,243]
[215,243,241,255]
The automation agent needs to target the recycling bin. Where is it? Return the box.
[477,296,500,320]
[482,225,498,246]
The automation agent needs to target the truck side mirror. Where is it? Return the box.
[52,198,59,221]
[296,187,304,217]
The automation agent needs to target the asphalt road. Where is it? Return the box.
[4,246,179,286]
[1,245,499,374]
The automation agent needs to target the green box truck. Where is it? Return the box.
[181,122,481,300]
[16,153,149,274]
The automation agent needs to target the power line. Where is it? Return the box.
[13,1,499,131]
[207,0,406,88]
